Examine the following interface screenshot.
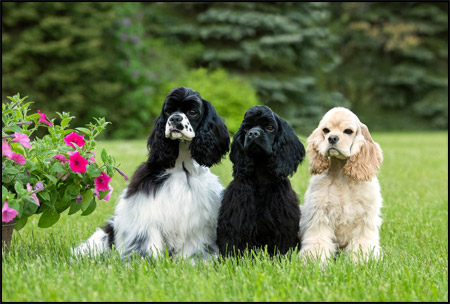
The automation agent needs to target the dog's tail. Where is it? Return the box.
[72,217,115,257]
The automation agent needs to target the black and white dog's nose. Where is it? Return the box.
[169,114,183,123]
[247,129,260,139]
[328,135,339,144]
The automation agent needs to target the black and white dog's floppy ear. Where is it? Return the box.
[147,109,179,168]
[190,99,230,167]
[271,114,305,177]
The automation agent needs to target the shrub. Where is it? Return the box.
[2,94,128,230]
[156,68,260,133]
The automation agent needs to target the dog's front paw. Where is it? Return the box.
[299,245,334,264]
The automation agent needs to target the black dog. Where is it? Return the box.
[217,105,305,256]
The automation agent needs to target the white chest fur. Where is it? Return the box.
[113,142,224,258]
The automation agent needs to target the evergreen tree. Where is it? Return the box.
[143,2,349,132]
[2,2,122,135]
[328,2,448,129]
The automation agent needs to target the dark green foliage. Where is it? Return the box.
[327,2,448,130]
[154,68,260,133]
[2,2,447,137]
[2,2,123,136]
[143,2,350,134]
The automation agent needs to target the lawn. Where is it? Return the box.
[2,131,448,302]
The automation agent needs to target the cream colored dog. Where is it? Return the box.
[299,107,383,262]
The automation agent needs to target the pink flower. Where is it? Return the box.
[94,185,113,201]
[88,152,96,164]
[2,201,18,223]
[64,132,85,149]
[2,140,26,164]
[26,183,40,206]
[2,139,12,158]
[76,193,83,202]
[10,152,26,165]
[94,171,111,191]
[11,132,32,148]
[69,151,88,173]
[37,110,52,126]
[52,154,69,163]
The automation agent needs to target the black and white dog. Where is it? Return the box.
[216,105,305,256]
[74,87,230,259]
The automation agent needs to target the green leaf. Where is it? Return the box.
[26,113,41,121]
[6,125,23,133]
[97,189,111,200]
[37,190,51,202]
[38,208,61,228]
[14,216,28,231]
[81,199,97,216]
[55,198,71,213]
[7,200,22,218]
[63,184,80,201]
[14,181,24,195]
[101,148,108,164]
[3,166,20,176]
[22,197,39,216]
[87,165,101,178]
[81,189,94,211]
[75,127,92,136]
[44,174,58,185]
[68,200,83,215]
[60,118,71,129]
[50,162,67,174]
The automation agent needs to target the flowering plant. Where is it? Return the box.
[2,94,128,230]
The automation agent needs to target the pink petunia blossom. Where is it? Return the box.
[88,152,96,164]
[37,110,52,126]
[94,185,113,201]
[94,171,111,191]
[2,139,13,158]
[69,151,89,173]
[10,152,26,165]
[11,132,32,148]
[52,154,69,163]
[2,201,18,223]
[64,132,85,149]
[26,183,40,206]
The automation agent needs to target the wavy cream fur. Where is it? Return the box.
[300,107,383,262]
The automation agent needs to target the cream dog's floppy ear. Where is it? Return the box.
[343,123,383,181]
[307,128,330,175]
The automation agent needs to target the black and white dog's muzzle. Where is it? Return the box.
[165,113,195,141]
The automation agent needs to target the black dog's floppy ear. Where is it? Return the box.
[190,99,230,167]
[229,126,253,178]
[147,110,179,168]
[271,114,305,177]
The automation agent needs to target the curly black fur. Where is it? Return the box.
[217,105,305,256]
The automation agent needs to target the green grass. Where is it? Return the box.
[2,131,448,302]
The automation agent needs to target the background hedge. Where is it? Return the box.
[2,2,448,138]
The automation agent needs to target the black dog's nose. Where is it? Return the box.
[328,135,339,144]
[169,114,183,123]
[247,129,260,139]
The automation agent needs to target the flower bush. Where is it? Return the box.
[2,94,128,230]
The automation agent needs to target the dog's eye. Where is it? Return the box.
[344,129,353,135]
[323,128,330,134]
[266,125,274,131]
[187,110,198,116]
